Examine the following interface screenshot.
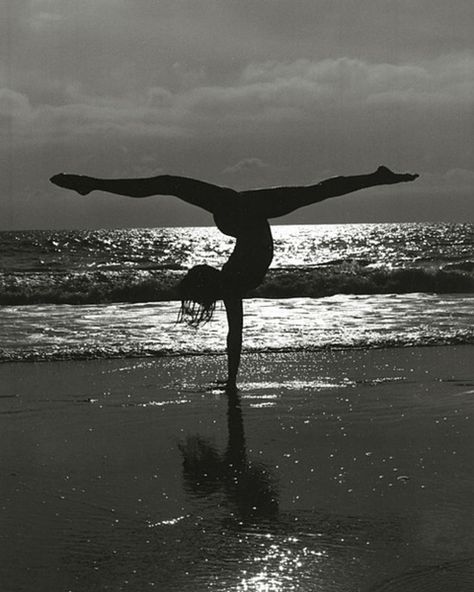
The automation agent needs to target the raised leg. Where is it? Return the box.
[240,166,419,218]
[50,173,237,214]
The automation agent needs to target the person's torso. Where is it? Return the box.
[213,203,273,295]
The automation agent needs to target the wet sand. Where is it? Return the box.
[1,346,473,591]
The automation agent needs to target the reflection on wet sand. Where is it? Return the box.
[178,386,406,591]
[179,387,279,522]
[2,348,473,591]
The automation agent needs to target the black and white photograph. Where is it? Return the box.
[1,1,473,590]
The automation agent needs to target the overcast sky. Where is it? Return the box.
[1,0,473,229]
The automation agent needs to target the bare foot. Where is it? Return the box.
[375,166,419,184]
[50,173,94,195]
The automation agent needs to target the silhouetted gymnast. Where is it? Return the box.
[50,165,418,387]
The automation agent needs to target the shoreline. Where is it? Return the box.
[2,338,474,363]
[1,339,474,365]
[4,343,473,388]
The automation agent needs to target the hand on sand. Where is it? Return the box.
[50,173,94,196]
[207,378,229,392]
[375,166,419,184]
[207,378,237,393]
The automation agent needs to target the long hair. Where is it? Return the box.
[177,265,222,327]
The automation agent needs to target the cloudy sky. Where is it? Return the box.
[1,0,473,229]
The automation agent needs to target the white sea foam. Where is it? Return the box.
[1,294,473,362]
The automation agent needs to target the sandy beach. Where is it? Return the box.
[1,345,473,591]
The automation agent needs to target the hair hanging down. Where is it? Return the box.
[177,264,222,327]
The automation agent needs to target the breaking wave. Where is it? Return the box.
[1,261,473,305]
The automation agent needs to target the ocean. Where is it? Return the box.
[3,222,474,591]
[1,222,473,362]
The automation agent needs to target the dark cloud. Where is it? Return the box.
[1,0,473,228]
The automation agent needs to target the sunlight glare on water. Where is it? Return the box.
[1,293,473,361]
[2,223,472,273]
[233,536,327,592]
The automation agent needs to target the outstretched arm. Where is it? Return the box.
[240,166,419,219]
[223,298,243,388]
[50,173,236,214]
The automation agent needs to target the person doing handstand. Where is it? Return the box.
[50,165,418,387]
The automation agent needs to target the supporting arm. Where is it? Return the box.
[223,298,243,387]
